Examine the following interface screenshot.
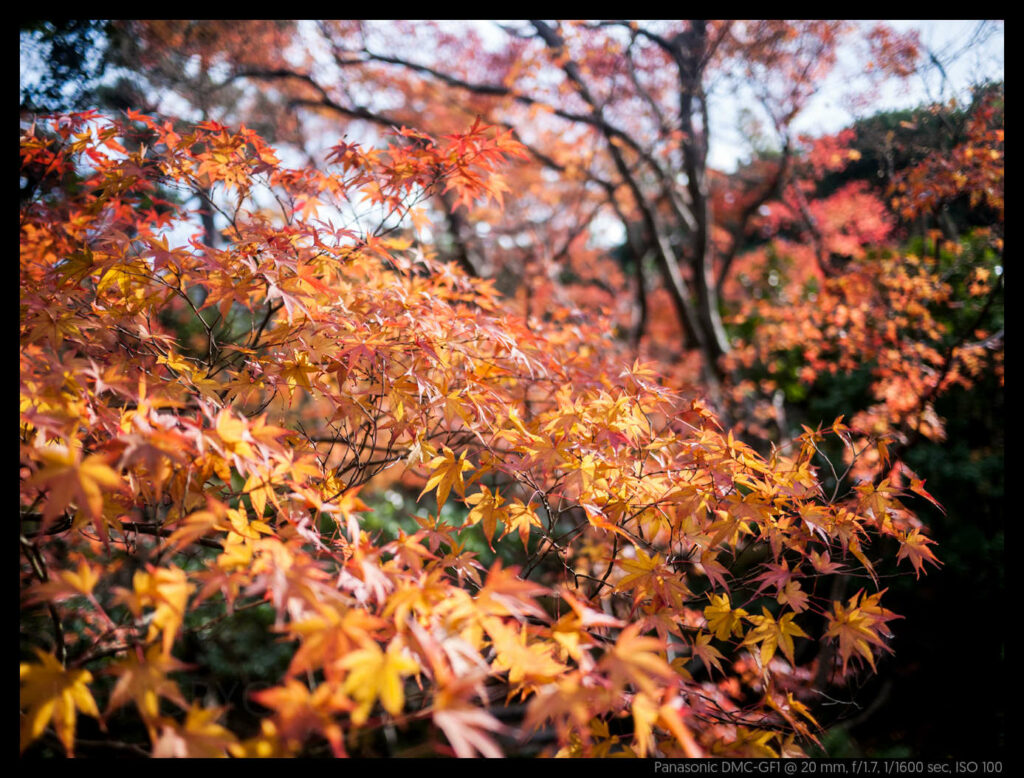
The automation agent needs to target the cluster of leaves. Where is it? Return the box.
[721,94,1002,471]
[727,249,997,447]
[20,111,940,758]
[889,92,1004,225]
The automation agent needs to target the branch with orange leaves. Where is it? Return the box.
[877,269,1003,486]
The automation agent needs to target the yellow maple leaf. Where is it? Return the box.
[419,446,473,509]
[504,499,542,550]
[339,639,419,724]
[115,566,193,655]
[464,485,505,549]
[618,547,689,610]
[704,593,747,642]
[631,691,658,757]
[742,607,808,666]
[279,351,317,396]
[24,559,101,604]
[20,649,100,756]
[213,409,255,460]
[487,619,566,687]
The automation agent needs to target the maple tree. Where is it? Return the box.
[21,20,1002,758]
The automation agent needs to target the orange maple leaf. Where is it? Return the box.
[29,445,122,540]
[419,446,473,509]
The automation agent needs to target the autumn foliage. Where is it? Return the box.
[20,21,1002,759]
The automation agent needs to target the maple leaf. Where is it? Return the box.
[23,558,101,604]
[251,679,350,756]
[487,618,567,687]
[278,350,318,395]
[742,607,809,666]
[105,644,190,727]
[433,703,507,758]
[419,446,473,509]
[286,602,387,681]
[689,631,726,676]
[631,691,658,757]
[164,505,226,553]
[825,590,901,673]
[212,409,256,461]
[28,444,123,541]
[554,717,622,758]
[909,476,946,514]
[502,499,542,550]
[617,548,691,609]
[475,559,550,621]
[334,485,372,541]
[848,536,879,586]
[561,587,625,629]
[20,648,100,756]
[697,548,732,592]
[658,696,705,757]
[241,471,276,521]
[151,703,238,757]
[708,507,755,548]
[115,565,193,655]
[464,484,505,549]
[616,547,662,593]
[856,478,901,529]
[766,691,821,744]
[714,726,780,758]
[339,639,419,724]
[752,559,796,597]
[896,527,941,578]
[808,549,844,575]
[600,622,676,698]
[551,588,624,662]
[778,580,810,613]
[383,529,437,574]
[704,593,748,641]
